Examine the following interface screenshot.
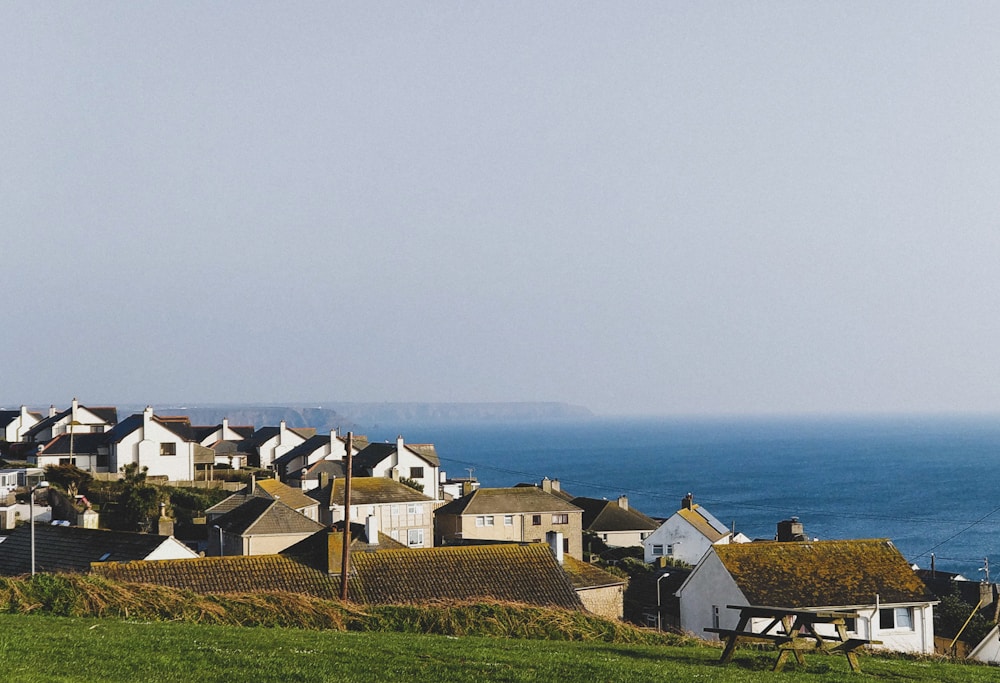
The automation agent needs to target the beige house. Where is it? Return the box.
[434,486,584,559]
[210,498,324,556]
[308,476,435,548]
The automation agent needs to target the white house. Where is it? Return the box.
[106,407,197,480]
[250,421,316,469]
[273,430,358,481]
[676,539,938,655]
[23,399,117,443]
[643,493,742,565]
[353,436,441,501]
[192,418,255,447]
[0,406,42,442]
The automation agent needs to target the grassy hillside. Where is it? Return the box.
[0,612,996,683]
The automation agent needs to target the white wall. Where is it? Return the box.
[644,514,725,565]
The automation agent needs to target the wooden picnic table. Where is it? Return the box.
[705,604,879,673]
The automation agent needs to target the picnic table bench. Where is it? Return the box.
[705,605,880,672]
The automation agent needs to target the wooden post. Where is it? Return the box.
[339,432,353,602]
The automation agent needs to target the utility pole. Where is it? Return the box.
[339,432,353,602]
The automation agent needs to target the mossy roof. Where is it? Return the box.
[561,555,626,590]
[93,541,583,610]
[435,487,582,516]
[308,476,432,507]
[348,544,582,609]
[677,505,729,542]
[715,539,935,607]
[253,479,319,511]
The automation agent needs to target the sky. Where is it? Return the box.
[4,3,1000,416]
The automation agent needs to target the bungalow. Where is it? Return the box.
[0,524,197,575]
[307,476,435,548]
[434,486,584,559]
[571,495,659,549]
[32,432,109,472]
[209,497,325,556]
[643,493,743,565]
[206,477,321,524]
[676,538,938,654]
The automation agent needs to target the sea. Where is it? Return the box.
[369,414,1000,578]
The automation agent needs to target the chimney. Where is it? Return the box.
[279,420,287,441]
[980,581,994,609]
[222,417,229,433]
[777,517,805,542]
[551,479,560,493]
[142,406,153,438]
[365,515,379,545]
[682,493,693,510]
[546,531,564,565]
[541,477,552,493]
[396,435,405,459]
[71,397,79,419]
[157,502,174,536]
[462,481,475,497]
[617,495,629,511]
[49,405,56,418]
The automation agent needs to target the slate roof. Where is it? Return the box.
[36,432,108,456]
[0,524,187,575]
[435,487,582,516]
[349,543,582,609]
[561,555,627,590]
[248,425,316,446]
[713,539,936,607]
[104,412,194,443]
[23,405,118,440]
[0,409,42,428]
[190,424,255,443]
[308,476,432,507]
[214,498,324,536]
[206,493,252,517]
[678,504,730,542]
[272,434,332,468]
[353,441,440,471]
[571,497,658,533]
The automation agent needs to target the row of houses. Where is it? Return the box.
[6,401,997,660]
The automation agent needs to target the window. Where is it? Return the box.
[879,607,913,630]
[504,515,514,526]
[563,538,569,553]
[476,515,494,527]
[390,504,400,516]
[410,467,424,479]
[531,515,542,526]
[407,528,425,547]
[160,442,176,456]
[407,503,421,515]
[843,617,857,633]
[712,605,720,630]
[485,515,495,526]
[551,513,569,524]
[666,544,674,556]
[652,544,664,556]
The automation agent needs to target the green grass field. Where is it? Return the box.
[0,612,996,683]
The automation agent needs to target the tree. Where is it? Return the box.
[399,476,424,493]
[115,463,164,532]
[44,464,93,498]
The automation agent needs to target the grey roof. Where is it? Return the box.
[23,405,118,440]
[214,498,324,537]
[570,497,659,533]
[435,487,582,516]
[36,432,108,456]
[0,524,185,575]
[353,441,440,473]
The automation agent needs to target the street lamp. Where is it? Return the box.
[213,524,224,557]
[29,480,50,576]
[656,571,671,632]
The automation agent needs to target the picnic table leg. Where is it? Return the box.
[785,617,807,668]
[834,621,862,673]
[719,613,750,664]
[773,648,791,672]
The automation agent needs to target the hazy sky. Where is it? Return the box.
[4,3,1000,416]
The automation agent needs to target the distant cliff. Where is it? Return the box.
[133,402,593,432]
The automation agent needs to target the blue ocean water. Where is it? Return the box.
[379,415,1000,577]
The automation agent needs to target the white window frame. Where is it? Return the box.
[504,515,514,526]
[407,528,425,547]
[652,544,664,556]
